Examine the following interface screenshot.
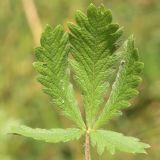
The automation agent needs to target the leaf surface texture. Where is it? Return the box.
[68,4,123,127]
[34,25,85,129]
[9,125,84,143]
[94,36,144,128]
[91,129,150,155]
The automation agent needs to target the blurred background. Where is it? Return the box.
[0,0,160,160]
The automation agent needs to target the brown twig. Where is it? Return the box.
[22,0,42,45]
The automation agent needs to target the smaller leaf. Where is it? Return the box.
[91,130,150,155]
[8,125,85,143]
[94,36,144,129]
[34,24,85,129]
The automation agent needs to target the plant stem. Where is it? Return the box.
[85,128,91,160]
[22,0,42,45]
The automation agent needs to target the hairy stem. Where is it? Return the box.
[85,128,91,160]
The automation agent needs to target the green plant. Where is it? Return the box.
[8,3,150,160]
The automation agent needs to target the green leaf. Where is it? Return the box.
[8,3,150,157]
[68,3,123,127]
[8,125,84,143]
[34,24,85,129]
[94,36,144,129]
[91,129,150,155]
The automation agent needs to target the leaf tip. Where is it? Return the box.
[87,3,97,14]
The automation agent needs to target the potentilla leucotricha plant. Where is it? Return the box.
[9,3,150,160]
